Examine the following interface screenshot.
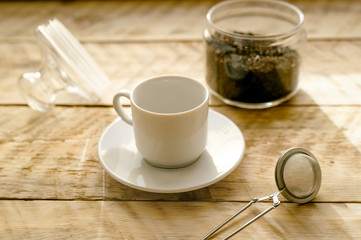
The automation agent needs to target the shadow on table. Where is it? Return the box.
[104,90,361,202]
[101,89,361,237]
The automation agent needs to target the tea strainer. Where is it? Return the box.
[202,147,322,240]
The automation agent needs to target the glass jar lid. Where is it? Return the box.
[18,19,110,112]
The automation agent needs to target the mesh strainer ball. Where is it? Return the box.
[275,147,322,204]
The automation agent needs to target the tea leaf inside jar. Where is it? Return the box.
[205,32,300,103]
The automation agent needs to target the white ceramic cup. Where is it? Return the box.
[113,75,209,168]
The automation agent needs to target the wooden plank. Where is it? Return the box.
[2,1,360,238]
[1,106,361,202]
[0,41,207,106]
[1,0,361,42]
[0,0,213,42]
[2,40,361,106]
[0,107,106,200]
[0,200,360,239]
[293,0,361,40]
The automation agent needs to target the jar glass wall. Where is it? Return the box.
[204,0,307,109]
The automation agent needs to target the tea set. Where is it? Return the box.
[18,15,320,195]
[18,1,322,237]
[18,18,247,193]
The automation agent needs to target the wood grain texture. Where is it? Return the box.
[1,1,361,239]
[1,0,361,42]
[2,40,361,106]
[0,0,213,42]
[2,0,361,106]
[1,106,361,202]
[0,201,360,239]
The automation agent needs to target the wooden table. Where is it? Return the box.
[1,0,361,239]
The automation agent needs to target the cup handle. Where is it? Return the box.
[113,90,133,125]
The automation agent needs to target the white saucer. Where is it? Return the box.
[97,110,245,193]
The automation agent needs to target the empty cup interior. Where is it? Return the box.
[132,76,208,114]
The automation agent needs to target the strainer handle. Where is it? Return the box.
[201,198,257,240]
[223,205,277,240]
[202,189,283,240]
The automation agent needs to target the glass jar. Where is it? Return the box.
[204,0,306,109]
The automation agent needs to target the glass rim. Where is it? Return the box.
[206,0,305,41]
